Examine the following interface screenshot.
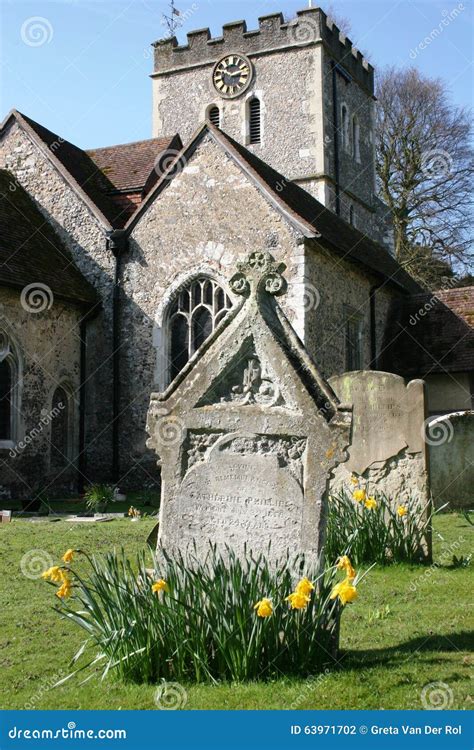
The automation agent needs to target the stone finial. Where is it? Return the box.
[229,251,287,297]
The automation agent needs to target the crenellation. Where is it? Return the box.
[152,7,373,92]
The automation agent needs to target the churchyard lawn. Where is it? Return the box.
[0,512,471,710]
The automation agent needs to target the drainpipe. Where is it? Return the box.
[78,304,101,493]
[330,61,341,216]
[107,229,127,484]
[369,284,381,369]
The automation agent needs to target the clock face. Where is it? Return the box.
[212,54,253,98]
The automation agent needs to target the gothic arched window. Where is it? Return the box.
[208,105,221,128]
[50,384,72,470]
[248,97,261,144]
[167,277,232,383]
[0,331,20,446]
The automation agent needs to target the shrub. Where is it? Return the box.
[42,546,368,684]
[326,484,434,565]
[83,484,115,513]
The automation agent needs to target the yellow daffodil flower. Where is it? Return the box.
[42,566,65,583]
[397,505,408,517]
[364,497,377,510]
[56,580,72,599]
[295,577,314,597]
[62,549,75,564]
[254,598,273,618]
[285,591,311,610]
[151,579,169,594]
[336,555,356,580]
[350,475,359,485]
[330,577,358,605]
[353,488,367,503]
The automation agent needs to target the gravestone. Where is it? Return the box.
[147,251,352,563]
[329,371,431,556]
[428,411,474,509]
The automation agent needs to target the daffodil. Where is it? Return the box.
[56,580,72,599]
[336,555,356,579]
[364,497,377,510]
[295,577,314,596]
[151,579,169,594]
[350,475,359,485]
[397,505,407,517]
[42,566,65,583]
[353,488,367,503]
[286,592,311,610]
[330,577,358,605]
[254,598,273,618]
[62,549,75,564]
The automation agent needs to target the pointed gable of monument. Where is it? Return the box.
[147,252,352,562]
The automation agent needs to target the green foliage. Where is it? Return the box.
[326,488,434,565]
[54,546,359,684]
[83,484,115,513]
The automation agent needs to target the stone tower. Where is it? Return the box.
[151,7,390,245]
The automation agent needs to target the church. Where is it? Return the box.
[0,7,472,500]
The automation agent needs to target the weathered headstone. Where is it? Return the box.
[428,411,474,509]
[329,371,431,555]
[147,251,352,563]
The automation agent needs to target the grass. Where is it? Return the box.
[0,512,471,710]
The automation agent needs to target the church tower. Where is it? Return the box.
[151,7,389,247]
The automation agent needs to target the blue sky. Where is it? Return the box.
[1,0,472,149]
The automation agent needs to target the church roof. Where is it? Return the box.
[126,122,421,295]
[0,169,98,308]
[86,135,182,193]
[0,110,179,228]
[379,286,474,376]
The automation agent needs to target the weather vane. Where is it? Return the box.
[161,0,182,38]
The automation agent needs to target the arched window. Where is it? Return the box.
[341,104,350,152]
[0,331,20,446]
[352,115,360,161]
[167,277,232,383]
[50,385,72,470]
[248,97,261,144]
[207,105,220,128]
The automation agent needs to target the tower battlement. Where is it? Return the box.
[152,8,374,93]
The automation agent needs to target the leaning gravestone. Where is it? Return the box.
[329,371,431,556]
[147,251,352,563]
[428,411,474,509]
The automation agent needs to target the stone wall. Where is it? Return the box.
[304,241,396,378]
[428,411,474,508]
[0,287,82,500]
[0,121,115,482]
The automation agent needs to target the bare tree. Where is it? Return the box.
[375,67,473,288]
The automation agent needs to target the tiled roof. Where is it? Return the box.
[379,287,474,375]
[128,122,421,295]
[0,169,98,308]
[86,136,180,192]
[2,111,179,228]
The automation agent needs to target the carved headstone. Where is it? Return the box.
[147,251,352,563]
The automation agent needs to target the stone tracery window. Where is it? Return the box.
[167,277,232,383]
[0,331,20,446]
